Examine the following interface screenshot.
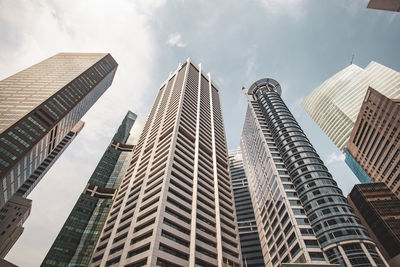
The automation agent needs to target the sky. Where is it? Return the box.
[1,0,399,266]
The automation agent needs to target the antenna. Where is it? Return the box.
[350,54,355,65]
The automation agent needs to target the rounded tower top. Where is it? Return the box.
[248,78,281,96]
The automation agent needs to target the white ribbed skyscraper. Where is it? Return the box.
[302,61,400,152]
[90,59,241,267]
[241,78,387,267]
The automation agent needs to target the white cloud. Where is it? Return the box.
[326,152,345,164]
[1,0,164,266]
[167,32,187,47]
[341,0,369,15]
[257,0,306,19]
[287,95,305,119]
[245,58,256,79]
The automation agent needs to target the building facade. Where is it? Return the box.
[345,88,400,198]
[0,195,31,258]
[367,0,400,12]
[348,183,400,266]
[90,59,241,267]
[41,111,137,266]
[0,53,118,208]
[229,149,265,267]
[241,78,387,266]
[17,120,85,197]
[302,62,400,152]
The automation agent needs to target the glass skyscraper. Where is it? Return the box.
[229,149,265,267]
[302,62,400,152]
[241,78,387,266]
[345,88,400,198]
[0,53,118,208]
[41,111,136,266]
[348,183,400,266]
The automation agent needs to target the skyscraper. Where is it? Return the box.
[0,53,118,208]
[90,59,241,267]
[228,149,265,267]
[17,120,85,197]
[367,0,400,12]
[301,62,400,152]
[0,195,31,258]
[241,78,387,266]
[348,183,400,266]
[345,88,400,197]
[41,111,136,266]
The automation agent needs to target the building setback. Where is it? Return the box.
[41,111,137,266]
[348,183,400,267]
[0,53,118,208]
[241,78,387,266]
[367,0,400,12]
[228,149,265,267]
[18,120,85,197]
[302,62,400,152]
[90,59,241,267]
[345,88,400,198]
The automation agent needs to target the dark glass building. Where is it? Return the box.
[345,88,400,198]
[41,111,136,266]
[241,78,387,266]
[367,0,400,12]
[348,183,400,266]
[17,120,85,197]
[229,149,265,267]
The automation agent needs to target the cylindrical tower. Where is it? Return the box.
[246,78,387,267]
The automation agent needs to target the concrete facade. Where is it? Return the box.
[90,59,241,267]
[242,78,388,267]
[302,62,400,152]
[345,88,400,198]
[41,111,136,266]
[229,149,265,267]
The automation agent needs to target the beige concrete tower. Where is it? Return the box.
[90,59,241,267]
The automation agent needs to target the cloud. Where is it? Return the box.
[167,32,187,47]
[287,95,305,119]
[257,0,307,19]
[340,0,368,15]
[245,59,256,79]
[1,0,164,266]
[325,152,345,164]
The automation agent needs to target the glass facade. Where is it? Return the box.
[348,183,400,266]
[0,195,31,258]
[241,78,388,267]
[41,111,136,266]
[302,62,400,152]
[344,148,373,184]
[229,149,265,267]
[345,88,400,199]
[0,53,118,208]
